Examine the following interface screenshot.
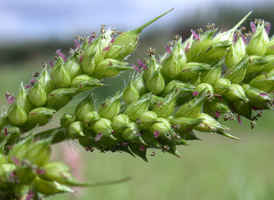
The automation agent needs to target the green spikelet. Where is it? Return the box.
[200,59,223,85]
[178,62,211,81]
[146,69,165,95]
[51,58,72,88]
[8,104,28,126]
[75,94,94,121]
[6,11,274,199]
[152,90,178,118]
[98,92,122,120]
[225,57,248,84]
[93,59,131,79]
[175,92,207,118]
[225,36,247,69]
[112,114,131,133]
[46,88,78,110]
[123,82,140,104]
[27,107,56,126]
[28,82,48,107]
[71,75,103,92]
[83,111,100,129]
[143,55,160,81]
[138,111,159,129]
[224,83,249,103]
[64,54,82,79]
[247,21,269,56]
[124,95,151,121]
[162,54,181,80]
[106,9,174,60]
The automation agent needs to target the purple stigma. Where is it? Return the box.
[85,147,89,151]
[4,128,8,136]
[88,36,93,44]
[12,156,21,165]
[49,60,54,67]
[74,39,80,48]
[56,49,66,62]
[153,131,159,138]
[259,93,268,97]
[215,111,220,118]
[139,144,145,151]
[237,114,243,125]
[122,142,129,146]
[191,29,200,41]
[192,91,199,96]
[217,95,223,101]
[233,34,238,43]
[137,59,147,70]
[36,169,46,174]
[250,22,256,33]
[251,106,264,111]
[185,42,190,53]
[241,35,247,44]
[9,171,17,177]
[25,84,31,89]
[94,133,102,142]
[266,23,272,34]
[110,37,115,44]
[103,46,110,51]
[26,190,34,200]
[79,55,83,63]
[5,92,15,104]
[30,79,36,85]
[166,45,172,53]
[132,64,141,73]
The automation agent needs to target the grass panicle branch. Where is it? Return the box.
[1,10,274,199]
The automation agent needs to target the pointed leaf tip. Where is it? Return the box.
[232,11,253,32]
[135,8,174,33]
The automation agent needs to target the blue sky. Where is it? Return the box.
[0,0,273,44]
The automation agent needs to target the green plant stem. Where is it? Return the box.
[33,126,69,144]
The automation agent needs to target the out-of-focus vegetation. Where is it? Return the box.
[49,131,274,200]
[1,6,274,200]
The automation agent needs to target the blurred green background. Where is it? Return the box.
[1,1,274,200]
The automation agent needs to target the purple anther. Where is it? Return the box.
[49,60,54,67]
[166,45,171,53]
[259,93,268,97]
[79,55,83,63]
[250,22,256,33]
[266,22,271,34]
[192,91,199,96]
[110,37,115,44]
[4,128,8,136]
[12,157,21,165]
[122,142,129,146]
[36,169,46,174]
[153,131,159,138]
[215,111,220,118]
[5,92,15,104]
[132,64,141,73]
[139,144,145,151]
[74,39,80,48]
[185,42,190,53]
[137,59,147,70]
[56,49,66,62]
[237,114,243,125]
[103,46,110,51]
[191,29,200,41]
[94,133,102,142]
[26,190,34,200]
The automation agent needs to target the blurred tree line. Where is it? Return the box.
[1,6,274,68]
